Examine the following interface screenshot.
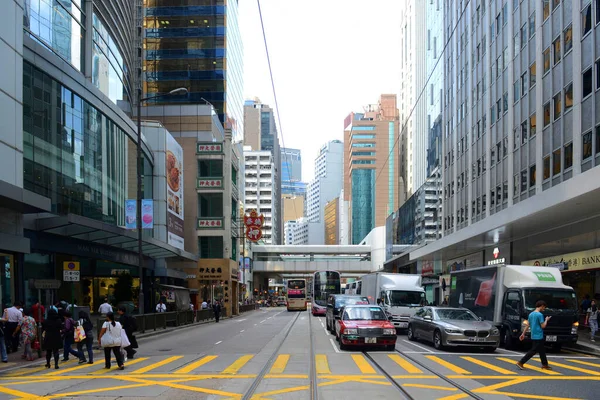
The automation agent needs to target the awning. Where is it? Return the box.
[34,214,198,262]
[0,181,51,213]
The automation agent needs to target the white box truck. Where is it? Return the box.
[449,265,579,350]
[359,273,425,330]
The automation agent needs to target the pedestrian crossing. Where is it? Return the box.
[1,353,599,378]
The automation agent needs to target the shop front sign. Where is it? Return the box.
[244,210,264,242]
[485,244,510,266]
[197,178,223,189]
[197,218,224,228]
[445,252,483,273]
[30,279,61,290]
[523,248,600,272]
[487,247,506,265]
[197,143,223,153]
[63,261,80,282]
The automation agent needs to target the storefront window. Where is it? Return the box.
[0,254,14,308]
[22,62,153,228]
[25,0,85,72]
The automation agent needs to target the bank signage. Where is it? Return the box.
[523,248,600,272]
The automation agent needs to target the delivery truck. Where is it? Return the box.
[360,273,425,331]
[449,265,578,350]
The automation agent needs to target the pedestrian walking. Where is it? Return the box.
[586,299,598,342]
[155,300,166,313]
[98,298,113,315]
[98,312,124,370]
[61,311,82,362]
[42,309,63,369]
[31,299,44,324]
[76,311,94,364]
[117,306,138,360]
[201,300,208,309]
[517,300,553,371]
[3,302,22,353]
[213,300,221,323]
[13,308,36,361]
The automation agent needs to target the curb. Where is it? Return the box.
[563,345,600,357]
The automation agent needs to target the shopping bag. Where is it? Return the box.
[120,329,131,348]
[74,325,86,343]
[32,339,40,351]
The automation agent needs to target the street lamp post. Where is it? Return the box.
[136,87,188,314]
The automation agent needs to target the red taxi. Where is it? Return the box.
[334,305,397,350]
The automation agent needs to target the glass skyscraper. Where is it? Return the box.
[143,0,244,141]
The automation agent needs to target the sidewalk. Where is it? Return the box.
[0,309,256,372]
[563,329,600,356]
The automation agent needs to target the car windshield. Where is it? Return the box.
[435,309,478,321]
[343,307,387,321]
[388,291,425,307]
[524,289,577,311]
[335,297,369,308]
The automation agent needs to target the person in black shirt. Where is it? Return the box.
[117,307,138,359]
[212,300,221,323]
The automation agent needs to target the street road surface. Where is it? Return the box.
[0,307,598,399]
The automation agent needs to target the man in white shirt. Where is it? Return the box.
[98,299,113,314]
[3,302,22,353]
[201,300,208,310]
[156,301,167,313]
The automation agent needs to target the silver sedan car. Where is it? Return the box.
[407,307,500,351]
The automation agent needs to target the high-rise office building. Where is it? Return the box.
[281,148,306,195]
[324,198,340,245]
[143,0,244,141]
[344,95,404,244]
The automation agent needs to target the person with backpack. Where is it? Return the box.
[61,311,83,362]
[117,306,138,360]
[76,311,94,364]
[586,299,598,342]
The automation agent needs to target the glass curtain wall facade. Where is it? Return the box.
[351,169,375,244]
[22,62,153,228]
[143,0,244,141]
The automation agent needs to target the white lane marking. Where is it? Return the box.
[236,319,247,322]
[260,320,266,323]
[254,324,257,326]
[240,330,245,333]
[301,317,305,320]
[267,317,273,320]
[402,340,435,353]
[495,348,523,355]
[329,338,340,353]
[215,341,222,345]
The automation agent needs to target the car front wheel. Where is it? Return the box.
[433,330,444,350]
[407,324,416,341]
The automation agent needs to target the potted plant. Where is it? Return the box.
[113,272,134,314]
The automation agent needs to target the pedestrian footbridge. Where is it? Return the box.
[251,245,373,274]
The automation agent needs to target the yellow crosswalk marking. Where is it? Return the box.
[130,356,182,374]
[567,359,600,368]
[45,361,97,376]
[221,355,253,374]
[351,354,376,374]
[388,354,422,374]
[496,357,561,375]
[3,364,54,377]
[269,354,290,374]
[425,356,471,375]
[175,355,218,374]
[460,356,516,375]
[315,354,331,374]
[531,358,600,376]
[90,357,149,375]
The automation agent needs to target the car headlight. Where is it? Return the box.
[491,328,500,335]
[383,328,396,335]
[344,328,358,335]
[571,321,579,334]
[445,328,462,334]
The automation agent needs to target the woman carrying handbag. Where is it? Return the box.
[98,312,124,370]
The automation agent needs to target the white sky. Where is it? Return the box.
[239,0,403,181]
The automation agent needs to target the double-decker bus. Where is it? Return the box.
[286,279,307,311]
[312,271,341,316]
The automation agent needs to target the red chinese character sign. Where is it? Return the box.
[244,210,264,242]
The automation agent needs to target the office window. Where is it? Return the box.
[514,80,521,103]
[596,60,600,90]
[564,142,573,169]
[565,83,573,111]
[521,121,528,144]
[583,130,593,160]
[530,62,536,87]
[530,114,537,137]
[583,67,593,98]
[503,137,508,157]
[543,155,551,180]
[543,47,551,74]
[597,0,600,24]
[553,36,561,65]
[514,128,520,150]
[530,164,537,188]
[544,102,551,126]
[553,148,562,175]
[521,72,527,95]
[497,99,502,120]
[553,93,562,120]
[597,126,600,155]
[543,0,550,19]
[520,24,527,48]
[564,25,572,53]
[529,13,536,38]
[503,92,508,113]
[583,4,592,36]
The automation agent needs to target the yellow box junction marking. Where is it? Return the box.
[269,354,290,374]
[44,361,98,376]
[90,357,149,375]
[315,354,331,374]
[221,355,253,374]
[350,354,376,374]
[531,358,600,376]
[461,356,516,375]
[496,357,561,375]
[425,355,471,375]
[388,354,423,374]
[175,355,218,374]
[402,383,457,392]
[566,359,600,368]
[130,356,182,374]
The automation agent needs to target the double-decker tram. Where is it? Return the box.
[312,271,341,315]
[286,279,307,311]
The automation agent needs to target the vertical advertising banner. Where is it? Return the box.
[166,135,184,250]
[124,199,153,229]
[125,199,136,229]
